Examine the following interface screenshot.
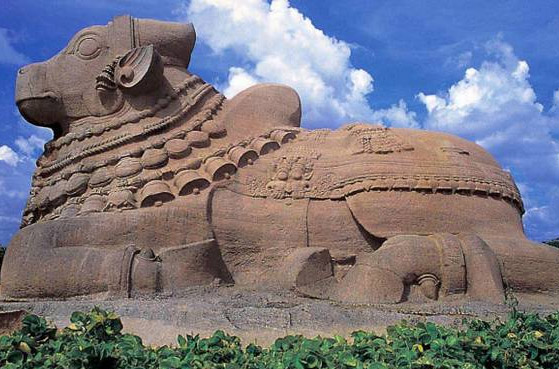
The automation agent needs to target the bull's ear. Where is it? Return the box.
[114,45,164,93]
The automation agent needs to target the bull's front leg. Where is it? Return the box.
[1,230,231,300]
[1,202,233,300]
[1,224,128,299]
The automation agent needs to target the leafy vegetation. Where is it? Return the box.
[544,239,559,248]
[2,307,559,368]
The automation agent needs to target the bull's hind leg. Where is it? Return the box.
[300,233,507,304]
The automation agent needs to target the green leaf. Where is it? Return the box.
[446,335,459,346]
[340,352,358,367]
[160,355,181,368]
[177,335,186,348]
[7,350,24,364]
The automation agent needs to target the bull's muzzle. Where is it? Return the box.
[15,62,64,129]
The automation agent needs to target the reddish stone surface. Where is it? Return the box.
[2,16,558,304]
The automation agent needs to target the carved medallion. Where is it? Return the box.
[345,123,414,155]
[264,155,316,199]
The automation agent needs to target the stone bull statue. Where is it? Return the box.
[3,16,558,304]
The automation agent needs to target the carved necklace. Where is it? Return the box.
[38,75,209,176]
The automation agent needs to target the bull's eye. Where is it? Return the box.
[75,36,101,60]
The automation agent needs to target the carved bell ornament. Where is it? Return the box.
[227,146,258,167]
[107,189,136,209]
[80,194,106,214]
[185,130,210,148]
[164,139,191,159]
[251,137,280,155]
[174,170,210,196]
[50,181,68,207]
[89,167,114,188]
[140,180,175,207]
[141,148,169,169]
[201,120,227,138]
[115,157,143,178]
[270,129,296,144]
[204,157,237,181]
[65,173,90,196]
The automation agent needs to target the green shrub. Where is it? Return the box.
[2,306,559,368]
[544,239,559,248]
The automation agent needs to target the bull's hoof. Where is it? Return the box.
[158,239,233,296]
[332,264,406,304]
[280,247,334,290]
[130,248,160,297]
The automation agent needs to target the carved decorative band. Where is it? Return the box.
[48,75,203,151]
[333,175,523,212]
[246,172,523,213]
[33,93,224,190]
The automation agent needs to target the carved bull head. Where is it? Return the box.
[15,16,195,137]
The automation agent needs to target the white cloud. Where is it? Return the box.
[0,145,20,167]
[551,89,559,114]
[181,0,375,128]
[456,51,473,68]
[0,28,29,65]
[371,99,419,128]
[417,39,559,184]
[445,50,473,69]
[15,135,46,156]
[522,186,559,241]
[222,66,260,97]
[417,38,559,240]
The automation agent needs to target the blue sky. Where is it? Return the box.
[0,0,558,244]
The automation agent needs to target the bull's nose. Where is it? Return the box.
[15,62,64,132]
[18,66,29,75]
[15,62,47,103]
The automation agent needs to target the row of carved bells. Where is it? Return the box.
[77,131,296,214]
